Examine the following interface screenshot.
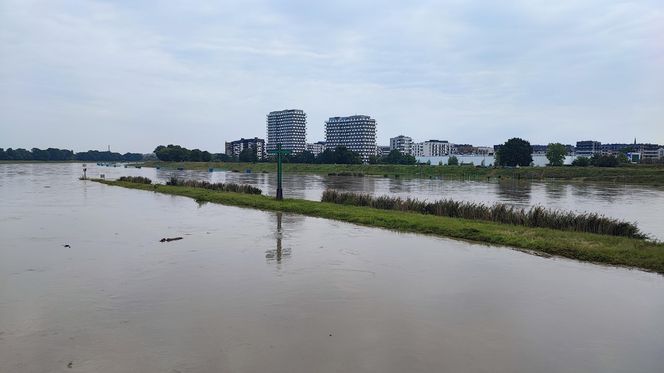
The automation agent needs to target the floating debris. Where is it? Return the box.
[160,237,183,243]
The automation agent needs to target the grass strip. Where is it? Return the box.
[92,179,664,274]
[140,161,664,186]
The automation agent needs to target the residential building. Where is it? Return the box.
[600,143,631,155]
[452,143,473,155]
[266,109,307,154]
[306,141,326,156]
[225,137,266,160]
[475,146,494,156]
[389,135,414,155]
[575,140,601,157]
[531,145,548,155]
[415,140,451,157]
[377,145,391,157]
[640,144,663,160]
[325,115,377,162]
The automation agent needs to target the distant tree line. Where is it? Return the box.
[0,147,144,162]
[153,144,371,165]
[368,150,417,165]
[275,146,364,164]
[572,153,628,167]
[154,145,212,162]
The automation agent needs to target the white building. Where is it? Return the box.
[225,137,266,160]
[306,141,326,156]
[325,115,377,163]
[414,140,452,157]
[389,135,414,155]
[266,109,307,154]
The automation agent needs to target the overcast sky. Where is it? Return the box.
[1,0,663,153]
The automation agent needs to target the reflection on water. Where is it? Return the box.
[265,212,292,264]
[1,163,663,372]
[495,180,532,204]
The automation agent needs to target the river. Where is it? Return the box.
[84,162,664,240]
[1,163,663,372]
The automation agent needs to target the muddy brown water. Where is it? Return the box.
[1,163,663,372]
[79,162,664,240]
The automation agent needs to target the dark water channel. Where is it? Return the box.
[1,163,663,372]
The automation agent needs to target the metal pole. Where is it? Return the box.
[276,144,283,200]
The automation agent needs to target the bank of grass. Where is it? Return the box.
[140,161,664,185]
[322,190,645,238]
[92,178,664,274]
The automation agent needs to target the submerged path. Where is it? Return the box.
[92,179,664,274]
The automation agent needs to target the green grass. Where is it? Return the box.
[92,179,664,274]
[140,161,664,186]
[321,190,645,238]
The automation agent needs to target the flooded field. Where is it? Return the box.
[85,163,664,240]
[1,163,663,372]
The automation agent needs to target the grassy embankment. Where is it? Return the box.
[92,179,664,274]
[140,161,664,185]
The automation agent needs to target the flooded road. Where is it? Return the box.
[1,163,663,372]
[86,162,664,239]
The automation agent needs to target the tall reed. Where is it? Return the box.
[165,177,262,195]
[321,190,645,238]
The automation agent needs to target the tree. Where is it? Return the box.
[546,143,567,166]
[239,146,258,162]
[447,156,459,166]
[154,145,191,162]
[496,138,533,166]
[315,146,361,164]
[0,148,6,160]
[590,154,620,167]
[379,150,416,165]
[572,157,590,167]
[290,150,315,164]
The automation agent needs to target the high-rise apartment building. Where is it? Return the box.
[325,115,377,162]
[266,109,307,154]
[390,135,414,155]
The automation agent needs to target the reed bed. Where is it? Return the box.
[117,176,152,184]
[321,190,645,239]
[165,177,262,195]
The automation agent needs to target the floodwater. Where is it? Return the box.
[1,163,663,373]
[89,162,664,240]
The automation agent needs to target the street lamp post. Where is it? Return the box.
[268,143,291,200]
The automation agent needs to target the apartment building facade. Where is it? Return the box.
[325,115,377,162]
[266,109,307,154]
[225,137,266,160]
[389,135,414,155]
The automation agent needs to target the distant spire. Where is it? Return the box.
[634,138,637,145]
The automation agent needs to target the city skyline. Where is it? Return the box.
[1,0,663,153]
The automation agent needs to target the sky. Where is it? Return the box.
[1,0,663,153]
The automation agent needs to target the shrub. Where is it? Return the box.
[571,157,590,167]
[118,176,152,184]
[320,190,645,238]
